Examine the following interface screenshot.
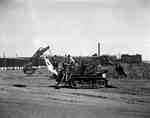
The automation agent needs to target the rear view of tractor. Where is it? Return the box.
[56,58,109,89]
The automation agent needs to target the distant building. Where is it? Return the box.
[92,53,97,57]
[121,54,142,63]
[101,55,117,61]
[100,55,117,64]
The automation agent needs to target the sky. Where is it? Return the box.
[0,0,150,60]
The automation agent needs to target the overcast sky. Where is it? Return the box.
[0,0,150,60]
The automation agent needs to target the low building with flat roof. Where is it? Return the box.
[121,54,142,64]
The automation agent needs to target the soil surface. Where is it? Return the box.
[0,69,150,118]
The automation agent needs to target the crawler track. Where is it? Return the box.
[66,74,108,89]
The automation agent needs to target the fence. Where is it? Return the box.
[0,57,45,71]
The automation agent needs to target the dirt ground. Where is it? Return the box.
[0,69,150,118]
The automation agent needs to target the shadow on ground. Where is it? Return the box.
[13,84,27,88]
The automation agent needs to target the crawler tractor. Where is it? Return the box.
[66,71,108,89]
[56,61,109,89]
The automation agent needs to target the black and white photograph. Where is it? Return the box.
[0,0,150,118]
